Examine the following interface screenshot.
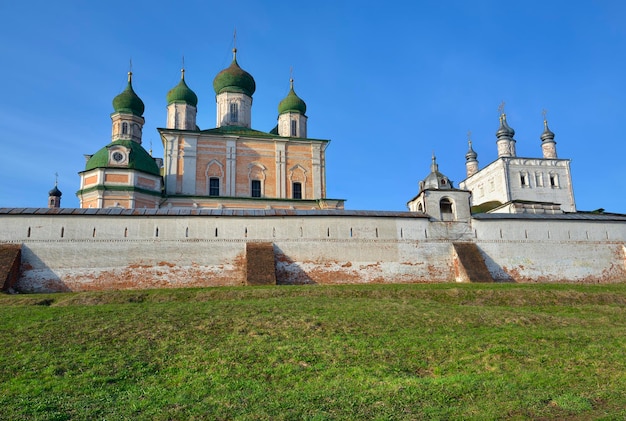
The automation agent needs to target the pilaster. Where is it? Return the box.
[181,136,198,194]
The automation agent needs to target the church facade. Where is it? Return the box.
[76,49,344,211]
[459,112,576,215]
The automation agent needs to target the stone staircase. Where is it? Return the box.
[452,242,494,283]
[245,242,276,285]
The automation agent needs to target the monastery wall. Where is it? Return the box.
[0,210,624,292]
[472,217,626,283]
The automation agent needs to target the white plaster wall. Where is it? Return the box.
[505,159,575,212]
[472,218,626,282]
[216,92,252,128]
[1,213,624,292]
[460,160,508,206]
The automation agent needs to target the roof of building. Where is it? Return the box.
[0,208,427,218]
[83,139,160,176]
[278,79,307,115]
[465,140,477,161]
[473,211,626,221]
[420,154,453,191]
[166,70,198,107]
[541,119,555,143]
[112,72,145,116]
[48,185,62,197]
[213,49,256,97]
[4,207,626,221]
[496,113,515,138]
[158,125,330,142]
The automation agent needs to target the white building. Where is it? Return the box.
[459,112,576,214]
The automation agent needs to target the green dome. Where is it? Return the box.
[112,73,145,116]
[213,49,256,97]
[85,139,160,176]
[278,80,306,115]
[167,71,198,106]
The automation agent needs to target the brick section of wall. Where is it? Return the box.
[0,244,21,291]
[246,242,276,286]
[453,242,494,283]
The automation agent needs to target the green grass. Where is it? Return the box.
[1,283,626,420]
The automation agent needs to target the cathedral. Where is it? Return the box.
[76,48,344,210]
[72,48,575,218]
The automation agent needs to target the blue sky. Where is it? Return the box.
[2,1,626,212]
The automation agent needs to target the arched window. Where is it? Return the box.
[205,160,224,196]
[417,202,423,212]
[440,198,454,221]
[291,120,297,136]
[549,173,559,188]
[520,172,529,187]
[229,103,238,123]
[122,122,129,135]
[248,163,266,198]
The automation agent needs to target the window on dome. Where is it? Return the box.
[291,120,297,137]
[251,180,261,197]
[292,182,302,199]
[230,103,238,123]
[122,122,129,135]
[209,178,220,196]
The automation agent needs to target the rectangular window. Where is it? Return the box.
[292,182,302,199]
[291,120,297,136]
[550,174,558,187]
[209,178,220,196]
[251,180,261,197]
[520,173,528,187]
[229,103,238,123]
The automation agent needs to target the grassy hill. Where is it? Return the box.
[1,283,626,420]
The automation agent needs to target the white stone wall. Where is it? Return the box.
[166,103,197,130]
[216,92,252,128]
[471,217,626,282]
[1,212,624,292]
[278,112,307,138]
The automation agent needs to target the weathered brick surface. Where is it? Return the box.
[246,243,276,285]
[0,244,21,291]
[453,242,494,282]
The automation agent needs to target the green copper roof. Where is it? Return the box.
[166,71,198,106]
[112,73,145,116]
[213,49,256,97]
[201,125,271,137]
[84,139,160,176]
[278,80,306,115]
